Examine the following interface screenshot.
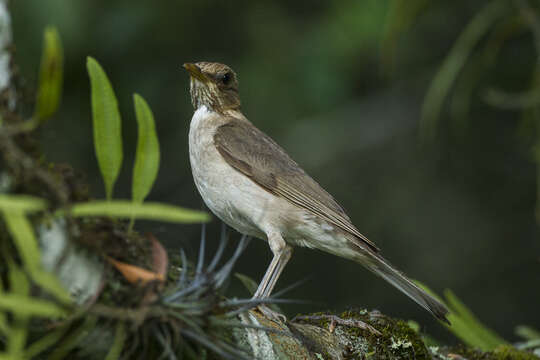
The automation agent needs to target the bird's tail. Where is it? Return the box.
[356,250,450,324]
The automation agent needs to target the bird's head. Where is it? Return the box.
[183,62,240,112]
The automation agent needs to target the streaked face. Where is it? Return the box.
[184,62,240,112]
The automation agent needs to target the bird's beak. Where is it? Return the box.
[183,63,208,83]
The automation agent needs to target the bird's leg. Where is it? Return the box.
[253,231,292,298]
[261,244,292,298]
[252,231,293,322]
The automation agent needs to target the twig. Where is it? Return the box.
[292,314,382,336]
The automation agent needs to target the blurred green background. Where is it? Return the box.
[10,0,540,342]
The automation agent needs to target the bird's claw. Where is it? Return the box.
[256,305,287,323]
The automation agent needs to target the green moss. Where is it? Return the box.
[295,309,431,360]
[338,309,430,359]
[446,344,539,360]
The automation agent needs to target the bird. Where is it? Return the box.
[183,61,449,324]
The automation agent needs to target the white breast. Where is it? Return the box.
[189,107,281,239]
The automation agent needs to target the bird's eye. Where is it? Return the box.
[220,72,232,85]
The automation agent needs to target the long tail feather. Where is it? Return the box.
[358,251,450,324]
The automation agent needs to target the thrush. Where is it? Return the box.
[183,61,449,324]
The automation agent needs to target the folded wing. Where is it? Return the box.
[214,118,379,252]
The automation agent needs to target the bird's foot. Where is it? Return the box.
[256,304,287,323]
[292,314,381,336]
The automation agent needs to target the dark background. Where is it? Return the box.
[10,0,540,342]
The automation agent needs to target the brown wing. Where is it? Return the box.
[213,118,379,252]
